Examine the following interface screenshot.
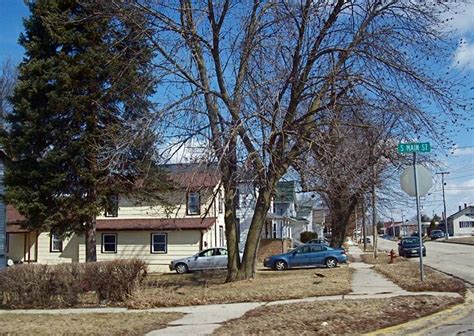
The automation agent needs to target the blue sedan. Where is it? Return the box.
[263,243,347,270]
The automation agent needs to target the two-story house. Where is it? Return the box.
[6,164,226,272]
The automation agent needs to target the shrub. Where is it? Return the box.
[0,259,147,309]
[300,231,318,243]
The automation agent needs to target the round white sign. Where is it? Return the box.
[400,165,433,197]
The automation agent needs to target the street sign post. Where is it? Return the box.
[398,142,432,282]
[398,142,431,153]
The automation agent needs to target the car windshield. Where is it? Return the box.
[402,238,419,245]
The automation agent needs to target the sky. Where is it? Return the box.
[0,0,473,221]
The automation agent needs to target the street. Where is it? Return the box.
[376,238,474,286]
[376,237,474,336]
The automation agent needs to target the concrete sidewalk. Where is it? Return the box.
[0,245,465,336]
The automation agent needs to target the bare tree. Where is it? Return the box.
[115,0,467,281]
[0,59,17,124]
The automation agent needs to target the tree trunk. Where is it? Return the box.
[224,171,240,282]
[329,195,358,248]
[85,216,97,262]
[239,186,273,280]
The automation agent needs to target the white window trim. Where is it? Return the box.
[102,233,117,253]
[151,233,168,254]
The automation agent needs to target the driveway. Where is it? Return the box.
[376,237,474,287]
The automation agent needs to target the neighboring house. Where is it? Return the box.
[445,204,474,237]
[312,208,328,239]
[6,164,226,272]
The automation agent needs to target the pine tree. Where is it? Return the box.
[3,0,162,261]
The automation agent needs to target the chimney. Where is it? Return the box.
[459,205,462,211]
[465,203,467,209]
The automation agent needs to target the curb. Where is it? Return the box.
[364,289,473,336]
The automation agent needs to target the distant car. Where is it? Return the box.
[170,248,239,274]
[398,237,426,258]
[429,230,445,240]
[263,243,347,270]
[359,237,371,244]
[307,238,330,246]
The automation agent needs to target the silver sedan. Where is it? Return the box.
[170,248,234,274]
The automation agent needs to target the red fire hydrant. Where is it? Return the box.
[388,249,397,263]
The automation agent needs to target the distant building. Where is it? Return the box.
[444,204,474,237]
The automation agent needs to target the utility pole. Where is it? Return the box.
[401,210,406,237]
[436,172,450,240]
[362,199,367,252]
[372,165,378,259]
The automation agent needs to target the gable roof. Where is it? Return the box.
[448,205,474,220]
[163,163,221,189]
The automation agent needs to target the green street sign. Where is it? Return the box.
[398,142,431,154]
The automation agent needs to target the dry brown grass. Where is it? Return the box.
[0,312,183,336]
[443,237,474,245]
[213,295,463,335]
[361,254,466,295]
[127,267,354,308]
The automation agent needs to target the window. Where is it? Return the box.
[459,221,474,228]
[102,233,117,253]
[198,249,214,257]
[235,189,240,209]
[218,191,223,214]
[272,223,278,238]
[151,233,167,254]
[50,233,63,252]
[216,248,227,256]
[104,194,119,217]
[187,192,200,215]
[219,226,225,247]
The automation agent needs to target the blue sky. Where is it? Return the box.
[1,1,473,220]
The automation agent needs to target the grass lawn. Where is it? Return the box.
[213,295,463,335]
[443,237,474,245]
[360,254,466,295]
[127,266,354,308]
[0,312,183,335]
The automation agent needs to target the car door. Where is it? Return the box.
[308,244,326,265]
[290,246,311,267]
[214,248,228,269]
[194,249,215,270]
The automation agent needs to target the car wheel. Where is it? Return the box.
[274,260,288,271]
[175,263,188,274]
[325,257,338,268]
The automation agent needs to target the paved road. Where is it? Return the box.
[376,237,474,336]
[376,238,474,286]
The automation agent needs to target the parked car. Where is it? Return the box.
[170,248,239,274]
[398,237,426,257]
[429,229,445,240]
[263,243,347,271]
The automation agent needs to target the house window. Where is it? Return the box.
[102,233,117,253]
[151,233,167,254]
[272,223,278,238]
[219,226,225,247]
[104,194,119,217]
[187,192,200,215]
[459,221,474,228]
[236,218,241,238]
[235,189,240,209]
[218,191,223,214]
[50,233,63,252]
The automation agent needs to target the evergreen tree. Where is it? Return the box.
[3,0,163,261]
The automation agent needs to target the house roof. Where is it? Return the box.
[96,217,216,231]
[447,205,474,220]
[162,163,221,189]
[6,224,30,233]
[6,205,25,224]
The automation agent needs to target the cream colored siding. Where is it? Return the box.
[98,189,217,220]
[36,233,79,264]
[79,230,201,272]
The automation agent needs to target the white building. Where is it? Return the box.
[446,204,474,237]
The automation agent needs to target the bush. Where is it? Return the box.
[0,259,147,309]
[300,231,318,243]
